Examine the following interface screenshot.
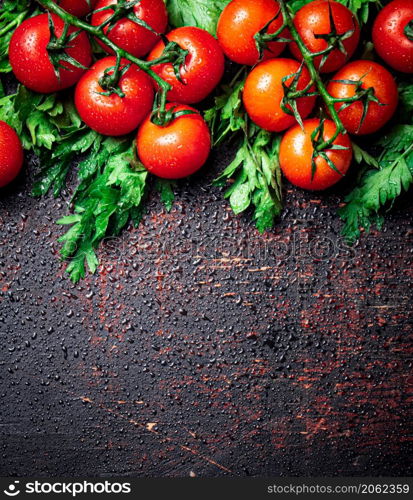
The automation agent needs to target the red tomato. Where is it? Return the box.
[137,104,211,179]
[75,56,154,136]
[9,14,92,94]
[327,60,399,135]
[91,0,168,58]
[147,27,225,104]
[0,121,24,189]
[373,0,413,74]
[279,118,352,191]
[243,58,316,132]
[217,0,287,66]
[54,0,98,17]
[290,0,360,73]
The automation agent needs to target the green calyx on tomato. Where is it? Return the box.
[46,13,89,80]
[280,62,319,130]
[150,92,197,127]
[289,0,360,74]
[331,78,385,134]
[93,0,158,35]
[310,118,350,180]
[311,1,357,71]
[217,0,288,66]
[253,9,290,62]
[405,20,413,42]
[91,0,168,58]
[97,55,132,97]
[148,26,225,104]
[327,60,399,136]
[154,36,189,84]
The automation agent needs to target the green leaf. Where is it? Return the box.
[57,142,149,282]
[0,1,39,73]
[352,142,379,168]
[205,76,246,146]
[215,125,283,232]
[340,125,413,243]
[289,0,378,23]
[230,183,251,214]
[155,179,176,212]
[165,0,230,35]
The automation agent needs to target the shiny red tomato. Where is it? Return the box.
[9,14,92,94]
[279,118,352,191]
[327,60,399,135]
[217,0,287,66]
[147,27,225,104]
[54,0,98,17]
[137,104,211,179]
[75,57,154,136]
[243,58,316,132]
[0,121,24,189]
[290,0,360,73]
[373,0,413,74]
[91,0,168,58]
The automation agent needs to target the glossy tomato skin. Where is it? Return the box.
[279,119,352,191]
[147,27,225,104]
[0,121,24,189]
[243,58,316,132]
[217,0,287,66]
[9,14,92,94]
[137,104,211,179]
[373,0,413,74]
[54,0,98,17]
[75,57,154,136]
[290,0,360,73]
[91,0,168,58]
[327,60,399,135]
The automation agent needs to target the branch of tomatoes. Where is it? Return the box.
[34,0,186,125]
[277,0,361,157]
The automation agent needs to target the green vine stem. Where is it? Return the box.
[278,0,348,152]
[35,0,175,122]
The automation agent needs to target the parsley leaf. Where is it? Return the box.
[0,85,151,282]
[206,73,283,232]
[155,179,176,212]
[205,75,246,146]
[289,0,378,23]
[165,0,230,35]
[213,126,283,233]
[0,0,40,73]
[340,125,413,244]
[57,143,149,282]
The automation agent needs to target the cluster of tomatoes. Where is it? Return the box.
[219,0,411,190]
[0,0,413,193]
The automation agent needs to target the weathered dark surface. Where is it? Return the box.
[0,142,412,477]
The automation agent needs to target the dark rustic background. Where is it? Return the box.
[1,143,412,478]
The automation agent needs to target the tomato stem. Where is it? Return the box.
[36,0,173,122]
[278,0,346,152]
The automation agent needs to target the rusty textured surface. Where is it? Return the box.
[1,128,413,477]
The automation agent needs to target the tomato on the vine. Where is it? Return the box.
[279,118,352,191]
[243,58,316,132]
[373,0,413,74]
[9,14,92,94]
[137,104,211,179]
[0,121,24,189]
[147,27,225,104]
[91,0,168,58]
[327,60,399,135]
[54,0,98,17]
[75,56,154,136]
[290,0,360,73]
[217,0,287,66]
